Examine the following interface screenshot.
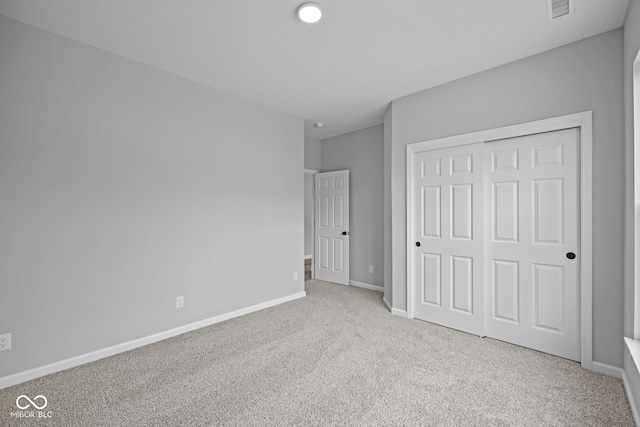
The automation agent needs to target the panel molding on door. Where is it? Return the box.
[409,142,485,336]
[314,170,350,285]
[485,128,580,361]
[406,111,593,369]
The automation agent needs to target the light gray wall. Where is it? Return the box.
[322,125,384,287]
[623,0,640,410]
[0,15,304,378]
[383,106,393,303]
[304,173,314,257]
[305,136,321,171]
[388,29,625,367]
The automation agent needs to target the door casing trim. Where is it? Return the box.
[405,111,593,370]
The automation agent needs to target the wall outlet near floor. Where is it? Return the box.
[293,272,299,281]
[0,333,11,351]
[176,296,184,309]
[369,265,374,274]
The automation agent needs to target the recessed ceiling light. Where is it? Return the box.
[314,122,324,128]
[298,3,323,24]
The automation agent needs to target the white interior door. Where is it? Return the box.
[315,170,350,285]
[411,143,485,336]
[486,128,580,361]
[410,128,580,360]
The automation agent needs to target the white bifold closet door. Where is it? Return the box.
[486,128,579,361]
[411,128,580,361]
[412,143,485,336]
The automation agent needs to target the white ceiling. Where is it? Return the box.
[0,0,630,139]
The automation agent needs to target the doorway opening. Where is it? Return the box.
[304,169,317,281]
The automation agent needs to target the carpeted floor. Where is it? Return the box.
[0,280,634,426]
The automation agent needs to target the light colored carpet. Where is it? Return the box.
[0,280,633,426]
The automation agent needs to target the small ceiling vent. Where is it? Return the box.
[547,0,573,20]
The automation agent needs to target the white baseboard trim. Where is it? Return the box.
[392,308,408,318]
[591,361,623,379]
[383,296,392,313]
[350,280,383,293]
[382,297,407,318]
[381,296,408,318]
[622,368,640,426]
[0,291,306,390]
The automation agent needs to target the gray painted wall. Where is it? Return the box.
[623,0,640,412]
[383,106,393,303]
[388,29,625,367]
[0,15,304,378]
[322,125,384,287]
[305,136,321,171]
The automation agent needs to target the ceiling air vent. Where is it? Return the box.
[547,0,573,20]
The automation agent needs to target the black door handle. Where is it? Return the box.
[342,231,348,235]
[566,252,576,259]
[416,242,421,247]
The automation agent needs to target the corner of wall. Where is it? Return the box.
[624,338,640,425]
[383,103,393,306]
[304,135,322,171]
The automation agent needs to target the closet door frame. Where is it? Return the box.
[406,111,593,370]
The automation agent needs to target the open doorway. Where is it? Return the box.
[304,169,317,280]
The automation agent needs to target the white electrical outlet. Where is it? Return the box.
[0,333,11,351]
[369,265,374,274]
[176,296,184,309]
[293,272,299,281]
